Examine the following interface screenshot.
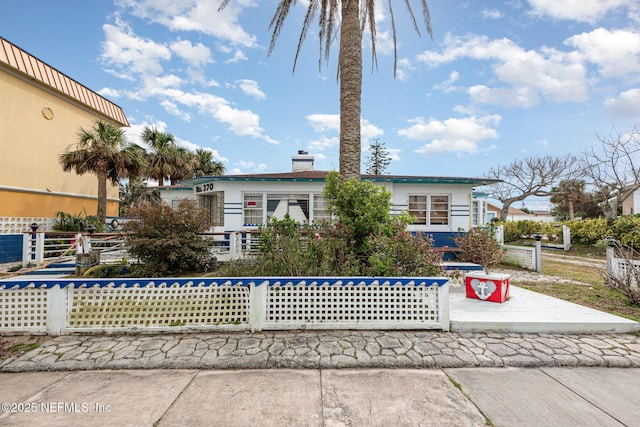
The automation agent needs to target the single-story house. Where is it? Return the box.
[158,151,501,247]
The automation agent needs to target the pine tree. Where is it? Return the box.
[365,139,392,175]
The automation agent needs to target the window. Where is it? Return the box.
[472,201,479,227]
[199,192,224,227]
[243,193,263,225]
[266,193,310,223]
[409,195,427,224]
[313,194,331,224]
[409,194,450,226]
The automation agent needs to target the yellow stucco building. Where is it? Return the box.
[0,37,129,223]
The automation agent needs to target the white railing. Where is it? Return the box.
[0,277,450,335]
[203,231,261,261]
[607,246,640,290]
[502,245,536,270]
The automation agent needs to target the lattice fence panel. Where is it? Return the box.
[266,283,439,324]
[0,289,48,330]
[502,245,535,270]
[68,284,249,328]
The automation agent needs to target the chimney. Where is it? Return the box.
[292,150,314,172]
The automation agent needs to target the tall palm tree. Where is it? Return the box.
[59,120,147,223]
[219,0,432,179]
[194,148,226,177]
[141,126,195,186]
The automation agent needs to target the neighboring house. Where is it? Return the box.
[506,207,555,223]
[486,201,501,222]
[621,187,640,216]
[159,151,501,246]
[0,37,129,226]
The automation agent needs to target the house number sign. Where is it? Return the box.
[194,181,216,194]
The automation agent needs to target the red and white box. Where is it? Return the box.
[464,272,511,303]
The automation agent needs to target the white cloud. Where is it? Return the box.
[604,88,640,118]
[432,70,462,93]
[417,33,588,106]
[308,136,339,152]
[116,0,258,47]
[306,114,383,139]
[160,100,191,122]
[361,119,384,140]
[307,114,340,132]
[225,49,248,63]
[236,79,266,100]
[481,9,503,19]
[158,88,277,143]
[97,87,122,99]
[387,148,401,161]
[101,21,171,77]
[170,39,212,68]
[527,0,633,23]
[468,85,539,107]
[230,161,269,175]
[565,28,640,80]
[398,115,501,156]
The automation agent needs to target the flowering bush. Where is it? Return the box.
[454,228,504,273]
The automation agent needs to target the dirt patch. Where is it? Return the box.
[0,335,53,363]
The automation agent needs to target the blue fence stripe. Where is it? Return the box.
[0,277,448,290]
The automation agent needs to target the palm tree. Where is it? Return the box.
[194,148,226,177]
[142,127,195,186]
[219,0,432,179]
[59,120,147,223]
[551,179,587,220]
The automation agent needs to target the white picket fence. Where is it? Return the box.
[0,277,450,335]
[501,245,537,271]
[607,246,640,290]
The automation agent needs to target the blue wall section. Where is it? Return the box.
[428,231,465,248]
[0,234,22,264]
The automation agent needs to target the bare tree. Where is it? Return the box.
[582,126,640,220]
[483,154,579,220]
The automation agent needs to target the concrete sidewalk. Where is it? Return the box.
[1,368,638,426]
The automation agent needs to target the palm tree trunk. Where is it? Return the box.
[97,169,108,224]
[339,0,362,180]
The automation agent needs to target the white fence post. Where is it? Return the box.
[22,233,31,267]
[535,238,542,273]
[563,225,571,251]
[47,285,68,335]
[495,225,504,245]
[249,282,267,332]
[22,232,44,267]
[34,233,44,265]
[606,245,615,285]
[438,283,450,331]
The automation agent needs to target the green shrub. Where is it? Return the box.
[565,218,611,245]
[124,200,211,276]
[368,224,444,277]
[611,216,640,248]
[54,210,104,232]
[454,228,505,273]
[249,216,360,276]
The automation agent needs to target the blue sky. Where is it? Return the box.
[2,1,640,210]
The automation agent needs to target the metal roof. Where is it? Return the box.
[170,171,502,187]
[0,37,129,127]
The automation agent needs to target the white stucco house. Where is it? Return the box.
[158,151,500,247]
